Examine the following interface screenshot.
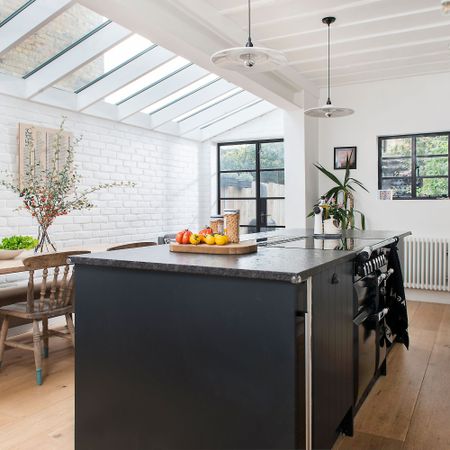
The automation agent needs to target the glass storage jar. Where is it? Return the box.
[223,209,240,243]
[209,215,224,234]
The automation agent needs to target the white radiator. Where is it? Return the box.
[403,237,450,291]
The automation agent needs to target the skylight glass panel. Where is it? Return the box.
[104,56,189,104]
[0,3,107,78]
[0,0,30,23]
[142,74,220,114]
[200,100,262,129]
[173,88,243,122]
[54,34,153,93]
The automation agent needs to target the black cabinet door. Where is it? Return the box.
[312,262,354,450]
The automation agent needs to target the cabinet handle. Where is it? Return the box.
[331,273,339,284]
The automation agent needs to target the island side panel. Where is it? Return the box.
[75,265,302,450]
[311,261,354,450]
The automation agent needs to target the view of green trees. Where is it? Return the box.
[381,135,449,198]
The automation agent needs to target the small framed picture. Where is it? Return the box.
[377,189,393,201]
[334,146,357,170]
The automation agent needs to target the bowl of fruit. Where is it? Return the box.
[0,235,38,260]
[175,227,229,246]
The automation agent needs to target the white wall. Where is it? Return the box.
[318,72,450,238]
[0,94,209,266]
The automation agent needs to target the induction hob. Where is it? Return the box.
[257,235,393,252]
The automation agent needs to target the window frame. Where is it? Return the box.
[378,131,450,200]
[217,138,285,232]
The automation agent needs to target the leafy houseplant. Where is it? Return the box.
[310,156,368,230]
[0,119,135,253]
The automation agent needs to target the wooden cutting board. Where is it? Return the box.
[170,241,257,255]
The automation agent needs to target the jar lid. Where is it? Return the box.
[223,209,240,214]
[210,214,224,219]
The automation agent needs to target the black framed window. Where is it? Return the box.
[378,132,450,199]
[217,139,285,233]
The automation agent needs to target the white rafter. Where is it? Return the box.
[147,78,237,129]
[117,64,209,120]
[190,100,276,141]
[76,46,175,111]
[0,0,74,55]
[177,90,260,136]
[25,22,131,98]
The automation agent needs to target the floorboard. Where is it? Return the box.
[0,301,449,450]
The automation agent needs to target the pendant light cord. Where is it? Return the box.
[327,21,331,105]
[246,0,253,47]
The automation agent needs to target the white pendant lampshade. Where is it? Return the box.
[211,0,287,72]
[305,17,354,118]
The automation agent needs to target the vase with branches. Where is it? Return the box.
[0,119,135,253]
[309,156,368,230]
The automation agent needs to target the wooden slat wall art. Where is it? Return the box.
[18,123,73,190]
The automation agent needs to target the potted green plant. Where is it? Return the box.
[310,156,368,230]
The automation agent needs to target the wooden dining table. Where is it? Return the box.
[0,245,110,276]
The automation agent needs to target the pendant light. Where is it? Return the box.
[305,17,354,118]
[210,0,287,72]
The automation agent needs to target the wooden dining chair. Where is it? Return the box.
[107,242,157,251]
[0,250,90,385]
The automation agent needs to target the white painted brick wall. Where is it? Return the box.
[0,94,211,256]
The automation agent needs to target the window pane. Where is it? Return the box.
[0,4,107,78]
[54,35,153,93]
[260,142,284,169]
[381,158,412,177]
[260,170,284,197]
[142,74,219,114]
[416,135,449,156]
[381,138,412,157]
[260,199,285,227]
[381,178,412,198]
[0,0,29,22]
[220,172,256,198]
[220,200,256,227]
[417,157,448,177]
[104,57,189,104]
[219,144,256,171]
[416,178,448,198]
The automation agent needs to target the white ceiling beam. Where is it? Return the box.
[117,64,209,120]
[148,78,237,129]
[177,91,260,136]
[198,100,276,141]
[0,0,74,55]
[76,46,175,111]
[0,73,27,98]
[25,22,131,98]
[78,0,311,109]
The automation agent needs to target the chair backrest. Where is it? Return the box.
[22,251,90,313]
[106,242,157,251]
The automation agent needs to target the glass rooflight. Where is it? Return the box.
[142,73,220,115]
[104,56,189,105]
[173,87,243,122]
[55,34,153,93]
[0,3,108,78]
[0,0,33,24]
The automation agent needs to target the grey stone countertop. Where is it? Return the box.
[71,229,411,284]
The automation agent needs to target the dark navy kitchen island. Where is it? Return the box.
[72,229,410,450]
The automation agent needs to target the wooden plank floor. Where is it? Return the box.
[0,300,449,450]
[338,300,450,450]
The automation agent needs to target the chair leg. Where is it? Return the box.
[0,317,9,369]
[66,314,75,348]
[32,320,43,385]
[42,318,49,358]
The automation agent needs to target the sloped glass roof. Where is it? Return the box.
[0,1,273,140]
[0,3,107,78]
[143,73,220,114]
[0,0,31,24]
[54,34,153,92]
[105,56,189,104]
[174,87,243,122]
